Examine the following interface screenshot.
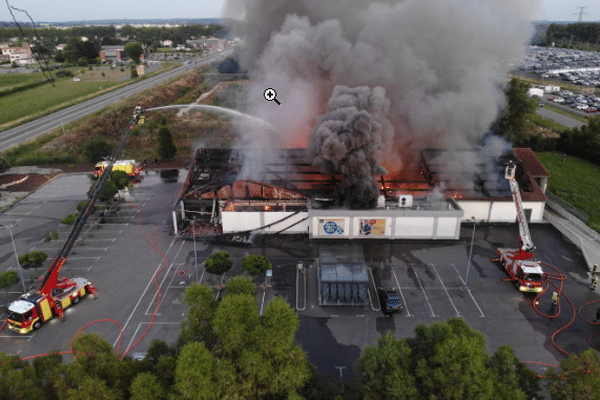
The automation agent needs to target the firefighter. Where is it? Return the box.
[594,308,600,323]
[551,291,559,305]
[590,275,598,291]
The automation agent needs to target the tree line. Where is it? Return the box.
[1,251,599,399]
[544,22,600,49]
[0,24,224,53]
[496,77,600,167]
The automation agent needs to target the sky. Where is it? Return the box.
[0,0,597,23]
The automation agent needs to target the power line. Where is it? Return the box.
[4,0,56,86]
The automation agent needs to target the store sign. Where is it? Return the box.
[318,219,346,235]
[359,218,386,236]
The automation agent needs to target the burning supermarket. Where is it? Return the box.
[172,146,549,241]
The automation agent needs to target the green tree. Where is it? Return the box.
[125,42,144,63]
[0,271,20,302]
[111,170,131,190]
[130,372,167,400]
[131,66,138,79]
[489,345,539,399]
[83,138,113,163]
[204,251,232,275]
[98,179,119,202]
[157,126,177,160]
[355,331,418,400]
[177,283,218,350]
[242,254,271,276]
[174,342,217,400]
[18,250,48,275]
[225,275,256,296]
[355,318,537,400]
[211,293,310,398]
[496,77,537,145]
[547,349,600,400]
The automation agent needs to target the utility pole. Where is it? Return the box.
[1,223,27,293]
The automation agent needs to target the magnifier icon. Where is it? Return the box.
[264,88,281,105]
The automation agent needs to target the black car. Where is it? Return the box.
[379,288,403,314]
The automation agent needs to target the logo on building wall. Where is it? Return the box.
[359,219,386,236]
[319,219,345,235]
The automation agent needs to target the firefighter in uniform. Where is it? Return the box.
[551,291,559,305]
[591,275,598,291]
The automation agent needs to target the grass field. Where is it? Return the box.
[0,72,48,90]
[536,152,600,232]
[0,77,123,127]
[0,63,179,132]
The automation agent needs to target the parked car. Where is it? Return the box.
[378,288,403,314]
[586,107,598,113]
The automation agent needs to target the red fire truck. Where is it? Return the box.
[497,161,544,293]
[5,107,145,333]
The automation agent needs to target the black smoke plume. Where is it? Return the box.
[308,86,391,208]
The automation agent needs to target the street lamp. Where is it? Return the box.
[463,217,478,290]
[0,223,27,293]
[192,216,198,283]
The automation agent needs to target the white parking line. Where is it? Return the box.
[0,218,21,223]
[112,236,179,348]
[390,263,412,317]
[409,264,437,317]
[450,263,485,318]
[144,243,186,316]
[430,263,461,317]
[260,290,266,315]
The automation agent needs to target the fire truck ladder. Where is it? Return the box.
[506,161,534,254]
[38,107,144,295]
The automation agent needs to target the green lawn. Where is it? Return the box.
[536,152,600,232]
[0,77,122,127]
[0,72,47,90]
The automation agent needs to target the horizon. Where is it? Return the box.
[0,0,597,25]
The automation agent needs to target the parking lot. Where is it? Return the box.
[1,171,599,382]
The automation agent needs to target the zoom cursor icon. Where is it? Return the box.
[264,88,281,105]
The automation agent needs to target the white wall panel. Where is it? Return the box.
[437,217,458,238]
[395,217,434,238]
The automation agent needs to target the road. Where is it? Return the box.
[536,105,585,129]
[0,51,231,152]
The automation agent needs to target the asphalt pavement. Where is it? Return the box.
[0,171,599,384]
[0,50,231,152]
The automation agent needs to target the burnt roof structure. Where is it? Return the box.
[180,147,548,206]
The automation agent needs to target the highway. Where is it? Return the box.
[0,50,230,152]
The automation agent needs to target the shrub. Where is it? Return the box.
[77,57,88,67]
[0,157,10,173]
[61,213,78,225]
[51,229,59,240]
[131,67,138,79]
[18,251,48,274]
[83,138,113,164]
[204,251,233,275]
[55,69,73,78]
[242,254,272,276]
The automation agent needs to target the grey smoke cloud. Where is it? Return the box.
[222,0,538,205]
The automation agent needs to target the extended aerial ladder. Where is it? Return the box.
[5,107,145,333]
[497,160,544,293]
